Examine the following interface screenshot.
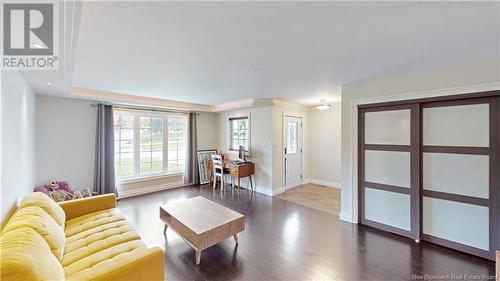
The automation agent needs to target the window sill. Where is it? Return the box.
[117,171,184,184]
[227,150,251,157]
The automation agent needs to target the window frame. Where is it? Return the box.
[166,115,189,173]
[227,112,251,155]
[114,109,188,182]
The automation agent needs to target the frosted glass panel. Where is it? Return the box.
[423,104,489,147]
[365,150,410,188]
[423,153,489,198]
[423,197,489,250]
[365,188,410,231]
[365,109,411,145]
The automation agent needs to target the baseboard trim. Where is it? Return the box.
[248,186,285,197]
[254,187,272,196]
[272,186,285,196]
[118,181,185,199]
[340,211,356,224]
[305,178,341,189]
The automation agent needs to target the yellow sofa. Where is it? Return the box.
[0,192,164,281]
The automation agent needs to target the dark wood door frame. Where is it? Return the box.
[358,104,420,241]
[358,90,500,261]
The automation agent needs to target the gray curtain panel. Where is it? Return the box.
[185,112,199,185]
[94,104,117,195]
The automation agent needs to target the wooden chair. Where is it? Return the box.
[211,155,230,190]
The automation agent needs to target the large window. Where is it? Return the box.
[229,116,249,151]
[114,110,187,180]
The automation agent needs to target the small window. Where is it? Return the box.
[229,116,249,151]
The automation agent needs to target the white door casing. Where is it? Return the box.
[284,115,303,189]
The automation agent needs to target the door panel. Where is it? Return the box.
[284,116,302,189]
[423,197,489,251]
[423,103,489,147]
[365,188,411,231]
[423,153,489,198]
[365,109,411,145]
[359,106,416,237]
[420,100,493,259]
[365,150,411,188]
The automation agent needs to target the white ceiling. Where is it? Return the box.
[27,1,500,106]
[20,1,82,98]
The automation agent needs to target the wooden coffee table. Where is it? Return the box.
[159,196,245,265]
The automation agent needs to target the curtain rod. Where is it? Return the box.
[91,103,200,115]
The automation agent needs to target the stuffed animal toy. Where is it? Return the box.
[34,185,49,194]
[58,181,74,195]
[50,190,68,202]
[33,180,92,202]
[49,181,76,202]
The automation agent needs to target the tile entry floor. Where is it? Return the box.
[277,183,341,216]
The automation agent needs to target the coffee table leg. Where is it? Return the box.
[163,224,168,234]
[233,234,239,244]
[196,250,201,265]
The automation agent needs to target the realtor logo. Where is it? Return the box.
[2,2,58,69]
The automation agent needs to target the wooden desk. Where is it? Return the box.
[224,160,255,191]
[208,159,255,191]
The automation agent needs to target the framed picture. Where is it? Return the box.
[197,149,218,185]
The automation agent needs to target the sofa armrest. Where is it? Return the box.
[58,193,117,220]
[68,247,165,281]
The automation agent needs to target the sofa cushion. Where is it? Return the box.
[63,240,148,278]
[2,206,66,261]
[0,227,65,281]
[62,208,142,267]
[65,223,135,253]
[64,208,126,237]
[19,192,66,227]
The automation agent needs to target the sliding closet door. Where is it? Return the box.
[421,98,496,259]
[359,93,499,260]
[359,105,420,239]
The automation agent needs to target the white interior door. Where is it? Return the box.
[284,116,302,189]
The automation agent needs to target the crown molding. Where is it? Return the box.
[70,87,214,112]
[212,98,274,112]
[70,88,306,113]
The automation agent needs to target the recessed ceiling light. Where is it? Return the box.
[31,43,44,49]
[314,99,332,110]
[45,81,53,86]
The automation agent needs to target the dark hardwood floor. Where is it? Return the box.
[118,185,495,281]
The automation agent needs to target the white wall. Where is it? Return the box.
[216,100,318,196]
[37,96,96,189]
[307,102,341,187]
[197,112,219,150]
[340,60,500,223]
[1,70,37,224]
[36,97,220,196]
[217,106,274,195]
